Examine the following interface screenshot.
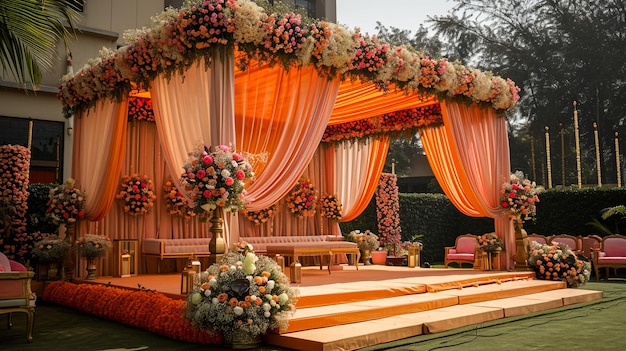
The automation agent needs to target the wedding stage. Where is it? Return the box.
[76,265,602,351]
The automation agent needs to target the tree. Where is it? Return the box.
[430,0,626,186]
[0,0,80,88]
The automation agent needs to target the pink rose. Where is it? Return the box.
[196,169,206,179]
[203,190,212,198]
[203,156,213,165]
[225,177,234,186]
[235,170,245,180]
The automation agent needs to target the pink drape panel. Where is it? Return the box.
[73,99,128,221]
[420,101,513,269]
[334,137,390,222]
[235,64,341,211]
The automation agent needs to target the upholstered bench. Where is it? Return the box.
[239,235,345,255]
[142,238,212,272]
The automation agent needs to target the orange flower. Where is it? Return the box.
[258,286,266,293]
[253,276,264,285]
[229,297,238,307]
[262,271,271,278]
[217,293,228,303]
[254,298,262,306]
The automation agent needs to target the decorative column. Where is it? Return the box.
[573,101,582,188]
[594,122,602,187]
[545,126,552,189]
[513,218,529,270]
[560,123,565,186]
[616,132,622,187]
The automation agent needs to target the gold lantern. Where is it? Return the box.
[191,257,201,274]
[289,261,302,283]
[407,245,421,268]
[180,259,196,295]
[120,252,131,277]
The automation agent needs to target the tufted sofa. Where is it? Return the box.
[239,235,346,254]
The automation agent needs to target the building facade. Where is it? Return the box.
[0,0,335,184]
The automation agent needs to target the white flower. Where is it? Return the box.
[266,280,275,292]
[211,297,218,304]
[262,303,271,312]
[233,306,244,316]
[264,311,271,318]
[278,292,289,305]
[221,169,231,178]
[209,277,218,288]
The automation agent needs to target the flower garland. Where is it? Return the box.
[476,233,504,253]
[128,96,155,122]
[321,105,442,143]
[0,144,30,260]
[376,173,402,256]
[42,281,222,344]
[184,248,297,340]
[180,144,254,213]
[243,203,277,225]
[46,177,86,224]
[318,194,342,221]
[528,241,591,288]
[116,174,157,216]
[285,177,317,217]
[163,179,198,220]
[76,234,113,259]
[500,171,544,222]
[57,0,520,119]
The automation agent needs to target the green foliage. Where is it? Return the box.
[341,187,626,265]
[27,183,58,234]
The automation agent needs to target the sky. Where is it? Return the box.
[336,0,456,36]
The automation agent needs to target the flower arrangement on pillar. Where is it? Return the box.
[180,144,254,264]
[500,171,544,270]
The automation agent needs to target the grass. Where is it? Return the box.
[2,278,626,350]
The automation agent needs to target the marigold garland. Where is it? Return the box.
[42,281,221,344]
[285,177,317,218]
[319,194,342,221]
[243,203,277,225]
[116,174,157,216]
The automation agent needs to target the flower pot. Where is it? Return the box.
[222,330,263,349]
[370,251,387,265]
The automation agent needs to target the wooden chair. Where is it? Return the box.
[0,253,36,342]
[593,234,626,280]
[526,233,549,245]
[549,234,581,252]
[444,234,477,268]
[581,235,602,260]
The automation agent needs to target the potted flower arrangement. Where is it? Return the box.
[476,233,504,270]
[76,234,113,279]
[32,238,71,263]
[184,243,296,348]
[346,230,380,264]
[116,174,157,216]
[528,241,591,288]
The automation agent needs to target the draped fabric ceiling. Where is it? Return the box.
[64,0,518,272]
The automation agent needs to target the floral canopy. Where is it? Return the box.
[60,0,519,270]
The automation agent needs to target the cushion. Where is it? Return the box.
[551,238,576,250]
[456,237,476,254]
[603,238,626,257]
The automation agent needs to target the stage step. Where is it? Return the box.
[280,279,565,333]
[265,287,603,351]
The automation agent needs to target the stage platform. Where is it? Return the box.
[78,265,602,351]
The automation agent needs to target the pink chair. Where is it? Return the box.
[593,235,626,280]
[527,233,549,245]
[444,234,477,268]
[0,253,36,342]
[581,235,602,260]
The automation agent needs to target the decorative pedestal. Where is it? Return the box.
[86,258,97,280]
[478,251,502,271]
[62,221,77,280]
[208,207,225,265]
[36,262,62,281]
[361,250,371,265]
[513,219,530,270]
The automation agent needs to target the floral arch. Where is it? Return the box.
[59,0,519,271]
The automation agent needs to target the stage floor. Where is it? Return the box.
[77,265,603,351]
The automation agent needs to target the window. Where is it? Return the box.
[0,116,64,184]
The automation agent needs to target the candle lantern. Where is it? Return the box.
[408,245,421,268]
[289,261,302,283]
[180,260,196,295]
[121,252,131,278]
[191,257,202,274]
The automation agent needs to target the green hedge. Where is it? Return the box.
[340,187,626,265]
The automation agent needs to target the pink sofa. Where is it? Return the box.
[444,234,477,268]
[593,234,626,280]
[0,253,36,342]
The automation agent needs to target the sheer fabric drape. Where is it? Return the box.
[420,101,513,268]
